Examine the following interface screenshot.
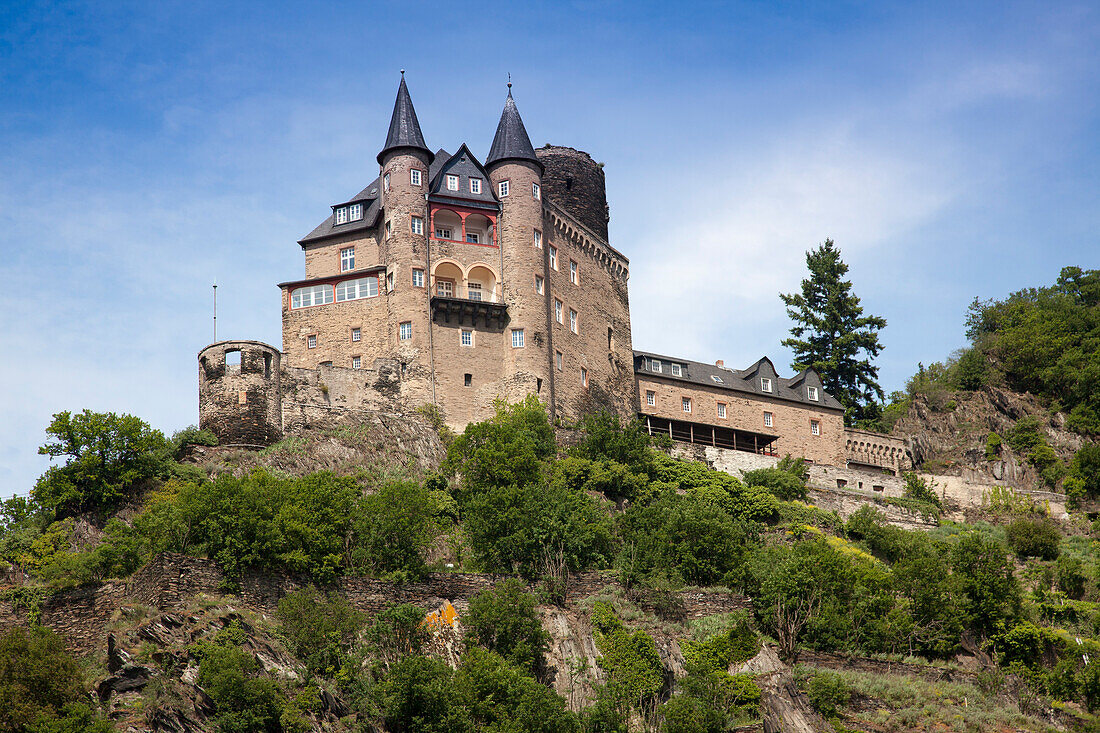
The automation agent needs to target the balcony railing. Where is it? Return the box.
[430,279,499,303]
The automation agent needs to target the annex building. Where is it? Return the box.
[198,75,908,475]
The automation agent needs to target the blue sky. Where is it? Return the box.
[2,1,1098,497]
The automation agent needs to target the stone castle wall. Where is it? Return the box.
[198,341,282,445]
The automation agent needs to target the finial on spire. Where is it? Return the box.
[400,69,405,76]
[507,72,512,90]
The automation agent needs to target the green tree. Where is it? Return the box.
[780,239,887,425]
[465,579,549,677]
[277,586,365,677]
[354,480,441,579]
[951,532,1021,635]
[33,410,171,517]
[195,641,284,733]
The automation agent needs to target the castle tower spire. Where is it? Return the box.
[486,83,543,172]
[377,71,433,165]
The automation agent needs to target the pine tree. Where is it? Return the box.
[780,239,886,426]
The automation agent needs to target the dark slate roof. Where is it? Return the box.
[633,350,844,411]
[428,144,500,209]
[377,75,433,165]
[298,178,381,245]
[429,148,452,181]
[486,88,542,171]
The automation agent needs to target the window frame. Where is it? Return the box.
[466,231,480,244]
[498,180,510,197]
[412,269,425,287]
[581,367,588,388]
[383,172,390,191]
[533,182,541,200]
[307,334,317,349]
[340,247,355,272]
[764,411,773,428]
[511,328,525,348]
[352,356,361,370]
[290,283,334,309]
[436,278,455,298]
[410,169,422,186]
[807,386,820,402]
[670,363,682,377]
[398,321,412,341]
[555,299,563,324]
[461,329,473,347]
[646,390,655,406]
[549,246,558,270]
[682,397,691,413]
[435,226,453,240]
[760,377,772,392]
[569,309,578,334]
[446,174,459,191]
[535,275,544,294]
[555,350,563,371]
[469,178,482,194]
[335,276,379,302]
[717,402,727,419]
[348,202,363,221]
[569,260,578,284]
[534,229,542,248]
[411,215,424,235]
[811,420,821,436]
[351,327,361,342]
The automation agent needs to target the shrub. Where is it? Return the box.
[986,432,1003,460]
[1005,517,1061,560]
[376,654,467,733]
[742,462,806,502]
[591,602,665,711]
[951,532,1021,634]
[194,639,284,733]
[33,410,171,517]
[171,424,218,452]
[1070,443,1100,500]
[681,614,759,674]
[354,480,442,579]
[1056,555,1087,600]
[801,669,850,718]
[571,411,653,472]
[464,579,549,677]
[277,586,364,677]
[902,473,941,510]
[363,604,430,671]
[453,648,579,733]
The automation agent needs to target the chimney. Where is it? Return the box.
[715,360,724,368]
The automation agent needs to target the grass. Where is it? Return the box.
[796,665,1061,732]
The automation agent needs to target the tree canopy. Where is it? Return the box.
[780,239,887,426]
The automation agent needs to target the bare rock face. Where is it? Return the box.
[892,386,1083,488]
[736,645,833,733]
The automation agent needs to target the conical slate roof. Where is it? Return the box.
[486,87,542,171]
[377,74,433,165]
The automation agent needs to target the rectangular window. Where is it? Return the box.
[399,322,412,340]
[387,271,394,292]
[533,230,542,248]
[290,284,334,309]
[334,206,348,225]
[682,397,691,413]
[811,420,821,436]
[340,247,355,272]
[412,269,424,287]
[671,363,682,377]
[511,328,525,348]
[650,358,662,373]
[466,232,480,244]
[555,299,563,324]
[764,412,773,428]
[533,182,541,199]
[435,227,452,239]
[335,276,378,301]
[446,174,459,191]
[351,328,361,342]
[646,390,655,406]
[467,282,482,301]
[717,402,726,418]
[556,351,563,370]
[549,246,557,270]
[348,203,363,221]
[760,377,772,392]
[352,356,361,370]
[581,367,588,387]
[569,309,578,334]
[410,169,422,186]
[499,180,510,197]
[464,373,472,387]
[535,275,544,294]
[807,386,819,401]
[470,178,482,194]
[461,329,473,346]
[436,279,454,297]
[570,260,578,284]
[384,172,390,191]
[411,216,423,235]
[307,335,317,349]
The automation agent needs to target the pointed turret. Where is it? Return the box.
[486,84,543,172]
[377,71,433,165]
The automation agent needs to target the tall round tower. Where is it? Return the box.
[377,73,434,406]
[486,86,554,409]
[536,146,609,241]
[198,340,282,445]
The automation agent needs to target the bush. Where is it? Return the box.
[986,432,1003,460]
[591,602,665,711]
[951,532,1021,634]
[1005,517,1061,560]
[376,654,467,733]
[1057,555,1087,600]
[902,473,941,510]
[801,669,850,718]
[194,638,284,733]
[1070,443,1100,500]
[464,579,549,677]
[354,481,442,579]
[33,410,171,517]
[171,424,218,452]
[742,457,807,502]
[277,586,364,677]
[571,411,653,472]
[0,626,110,733]
[363,604,430,671]
[681,614,759,674]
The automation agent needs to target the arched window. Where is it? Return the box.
[291,284,333,308]
[336,276,379,302]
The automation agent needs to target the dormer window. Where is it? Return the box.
[470,178,482,194]
[411,169,422,186]
[446,174,459,191]
[760,377,772,392]
[670,363,682,377]
[334,203,363,225]
[807,386,820,401]
[649,358,662,373]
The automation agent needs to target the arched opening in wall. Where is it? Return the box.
[263,353,272,379]
[432,209,461,241]
[225,349,241,372]
[200,356,209,376]
[466,265,498,303]
[608,327,614,352]
[432,261,463,298]
[464,213,493,246]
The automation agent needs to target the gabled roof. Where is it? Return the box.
[633,350,844,411]
[486,87,542,172]
[428,144,500,209]
[429,148,452,181]
[298,178,382,245]
[377,74,433,165]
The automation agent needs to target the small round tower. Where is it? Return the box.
[198,340,282,445]
[536,145,609,240]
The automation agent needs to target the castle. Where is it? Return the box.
[198,75,908,475]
